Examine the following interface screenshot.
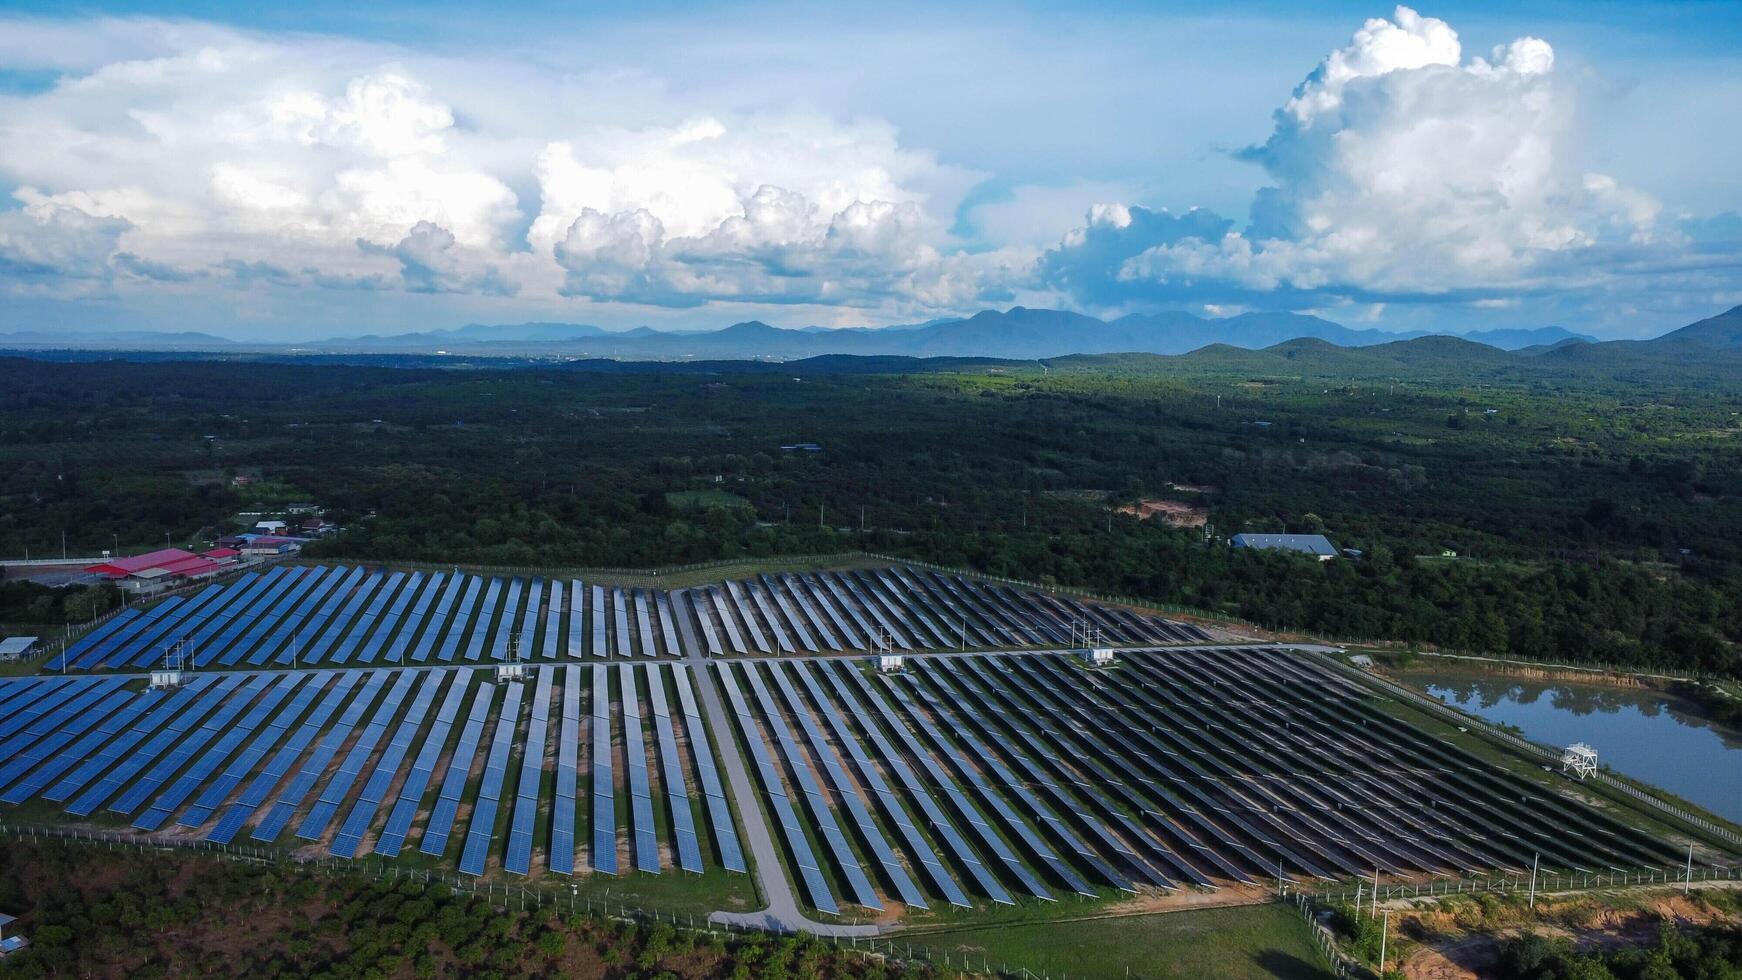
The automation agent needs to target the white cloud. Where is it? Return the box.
[0,18,992,319]
[1040,5,1703,311]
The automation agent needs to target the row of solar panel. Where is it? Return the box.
[50,564,1211,673]
[49,567,700,671]
[714,650,1691,916]
[0,664,747,879]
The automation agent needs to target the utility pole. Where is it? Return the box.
[1686,844,1694,894]
[1529,852,1539,909]
[1378,909,1391,973]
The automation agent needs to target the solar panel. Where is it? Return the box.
[503,666,554,875]
[433,575,485,662]
[45,676,221,805]
[758,576,817,653]
[591,663,616,874]
[327,570,407,664]
[487,577,524,661]
[269,566,369,666]
[237,566,339,665]
[744,580,795,653]
[670,664,744,873]
[66,674,250,817]
[812,573,880,647]
[897,665,1108,895]
[0,685,161,804]
[462,578,504,661]
[790,661,966,907]
[549,664,582,875]
[376,669,475,857]
[684,590,724,657]
[0,677,110,746]
[408,573,468,663]
[205,670,364,844]
[392,571,453,661]
[180,671,334,829]
[51,607,142,670]
[565,581,585,659]
[108,674,276,817]
[768,661,924,907]
[653,591,682,659]
[633,590,659,658]
[133,672,311,831]
[722,580,772,654]
[458,678,525,875]
[714,663,835,914]
[296,570,391,664]
[252,670,391,842]
[0,682,132,796]
[740,662,878,909]
[330,669,451,857]
[166,570,284,667]
[829,661,1024,904]
[109,582,231,667]
[619,663,660,872]
[204,568,308,666]
[86,596,189,669]
[543,579,563,660]
[612,588,631,659]
[344,572,424,665]
[590,585,607,658]
[645,664,701,872]
[421,680,496,856]
[775,574,840,651]
[520,578,545,661]
[705,588,747,654]
[296,670,421,840]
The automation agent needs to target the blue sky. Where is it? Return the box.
[0,1,1737,340]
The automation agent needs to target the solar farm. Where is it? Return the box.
[0,559,1732,931]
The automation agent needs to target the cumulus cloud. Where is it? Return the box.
[0,198,131,284]
[0,9,1733,334]
[1040,5,1708,312]
[0,20,995,320]
[363,221,517,296]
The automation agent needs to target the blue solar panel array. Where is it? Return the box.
[330,669,450,856]
[645,664,702,873]
[671,664,745,873]
[375,670,474,857]
[458,678,524,876]
[421,679,494,857]
[549,664,581,875]
[591,664,616,874]
[620,664,659,873]
[504,667,552,875]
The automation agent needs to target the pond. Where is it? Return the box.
[1400,667,1742,826]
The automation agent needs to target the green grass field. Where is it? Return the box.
[908,904,1334,979]
[665,489,753,510]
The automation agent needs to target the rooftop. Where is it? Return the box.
[1231,532,1338,557]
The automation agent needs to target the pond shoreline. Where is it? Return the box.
[1377,658,1742,826]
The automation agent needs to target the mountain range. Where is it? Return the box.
[6,306,1739,365]
[287,308,1595,359]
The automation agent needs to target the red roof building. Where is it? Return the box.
[86,548,199,579]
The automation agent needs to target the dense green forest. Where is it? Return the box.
[2,354,1738,675]
[0,841,937,979]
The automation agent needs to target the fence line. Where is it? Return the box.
[1304,863,1742,906]
[1326,656,1742,849]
